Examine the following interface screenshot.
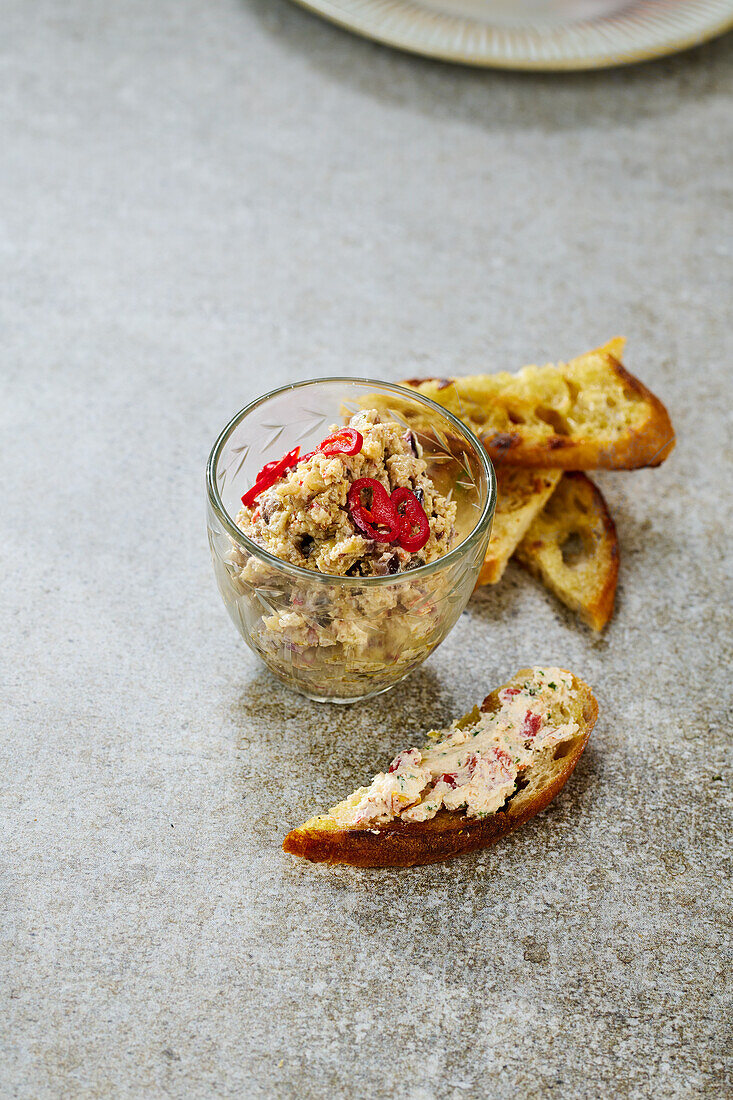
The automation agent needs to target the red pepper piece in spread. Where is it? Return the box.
[521,712,542,740]
[391,487,430,552]
[464,752,479,773]
[318,427,363,457]
[492,747,514,770]
[241,446,302,507]
[388,748,420,774]
[437,773,458,789]
[347,478,401,543]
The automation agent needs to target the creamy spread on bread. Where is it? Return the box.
[335,669,579,827]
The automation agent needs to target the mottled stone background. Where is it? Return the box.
[1,2,731,1097]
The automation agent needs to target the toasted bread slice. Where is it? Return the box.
[283,668,598,868]
[514,473,619,632]
[477,467,562,586]
[401,339,675,470]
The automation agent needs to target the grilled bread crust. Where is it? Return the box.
[401,339,675,470]
[515,473,619,632]
[476,467,562,586]
[282,669,598,868]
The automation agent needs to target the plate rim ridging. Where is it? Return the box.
[289,0,733,70]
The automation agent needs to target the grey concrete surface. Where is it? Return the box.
[2,2,732,1097]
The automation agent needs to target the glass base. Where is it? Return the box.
[296,682,400,705]
[265,662,421,705]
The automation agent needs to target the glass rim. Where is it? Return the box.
[206,376,496,587]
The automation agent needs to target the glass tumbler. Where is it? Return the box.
[206,378,495,703]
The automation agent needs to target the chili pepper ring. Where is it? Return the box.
[391,486,431,552]
[347,478,401,543]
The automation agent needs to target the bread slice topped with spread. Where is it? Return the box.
[402,338,675,470]
[283,668,598,868]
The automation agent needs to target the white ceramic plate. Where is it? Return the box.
[290,0,733,70]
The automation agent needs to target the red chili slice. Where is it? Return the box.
[253,458,279,483]
[319,427,363,457]
[391,487,430,552]
[241,478,270,508]
[347,478,401,543]
[241,446,302,507]
[271,446,302,478]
